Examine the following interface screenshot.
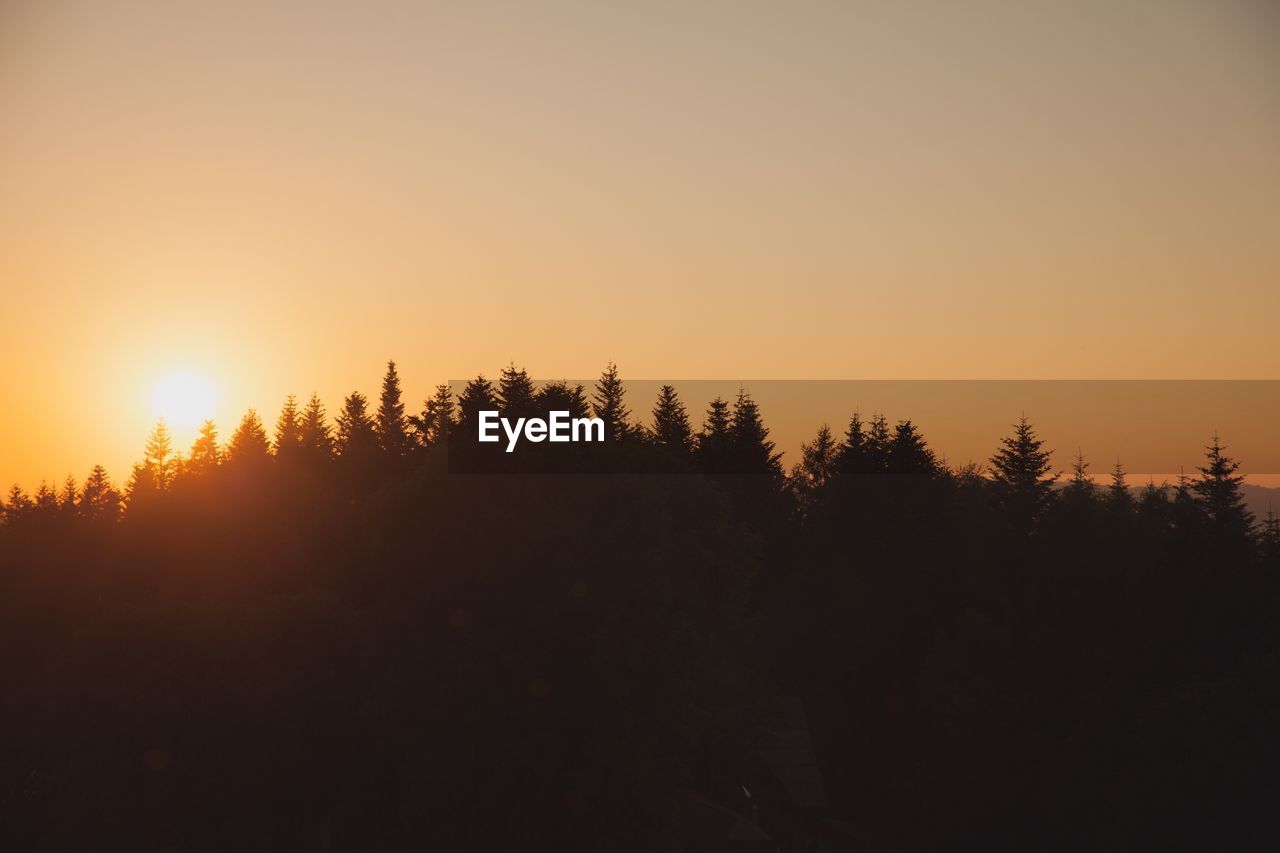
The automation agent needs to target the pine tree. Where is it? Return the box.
[188,420,222,475]
[274,395,303,457]
[535,380,590,420]
[728,389,782,478]
[124,463,160,511]
[989,416,1057,533]
[1260,505,1280,567]
[1138,479,1170,527]
[226,409,271,463]
[411,384,456,448]
[886,419,936,475]
[336,392,378,457]
[33,481,59,514]
[650,384,693,452]
[1062,450,1097,502]
[695,397,733,474]
[835,412,876,475]
[80,465,121,521]
[454,376,498,439]
[592,362,632,442]
[300,393,335,459]
[1170,467,1205,543]
[144,420,174,490]
[375,361,411,457]
[1192,433,1254,544]
[498,363,537,420]
[1107,459,1134,513]
[866,414,892,472]
[4,485,32,522]
[796,423,838,491]
[59,475,79,515]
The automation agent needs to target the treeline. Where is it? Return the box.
[2,361,1279,851]
[5,360,1278,558]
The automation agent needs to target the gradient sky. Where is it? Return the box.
[2,0,1278,488]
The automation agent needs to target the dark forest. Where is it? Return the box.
[3,362,1278,851]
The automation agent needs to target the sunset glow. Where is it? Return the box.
[150,370,219,431]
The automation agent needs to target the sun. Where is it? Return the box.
[150,369,219,429]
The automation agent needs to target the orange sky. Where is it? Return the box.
[1,1,1278,489]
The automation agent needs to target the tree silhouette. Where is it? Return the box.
[1192,433,1255,547]
[695,396,732,474]
[3,484,31,522]
[336,392,378,457]
[729,389,782,478]
[535,380,590,420]
[144,420,174,490]
[1261,505,1280,567]
[498,363,537,420]
[188,420,222,475]
[650,384,693,452]
[835,412,876,475]
[794,423,838,492]
[79,465,121,521]
[592,362,632,442]
[411,384,455,448]
[989,416,1056,534]
[274,395,304,457]
[886,419,936,475]
[58,475,78,515]
[375,361,412,457]
[300,393,335,459]
[1107,459,1134,513]
[1061,450,1098,509]
[227,409,271,463]
[454,376,498,439]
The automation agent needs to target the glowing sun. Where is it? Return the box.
[151,370,219,429]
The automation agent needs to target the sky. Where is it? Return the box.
[1,0,1278,489]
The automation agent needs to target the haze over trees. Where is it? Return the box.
[2,361,1277,850]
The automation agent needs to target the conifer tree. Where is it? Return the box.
[124,463,161,511]
[1260,505,1280,567]
[1061,450,1097,502]
[274,395,303,457]
[412,384,456,448]
[989,416,1056,533]
[1170,467,1205,542]
[796,423,838,491]
[226,409,271,463]
[865,414,892,472]
[498,363,537,420]
[1107,459,1134,512]
[59,475,79,515]
[1192,433,1255,543]
[80,465,121,521]
[592,362,632,442]
[695,397,733,474]
[188,420,222,475]
[886,419,936,475]
[4,485,32,522]
[336,392,378,457]
[375,361,411,457]
[650,385,693,452]
[454,376,498,439]
[835,412,876,475]
[728,389,782,477]
[144,420,174,490]
[535,380,590,420]
[300,393,334,459]
[1138,479,1170,526]
[33,481,59,514]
